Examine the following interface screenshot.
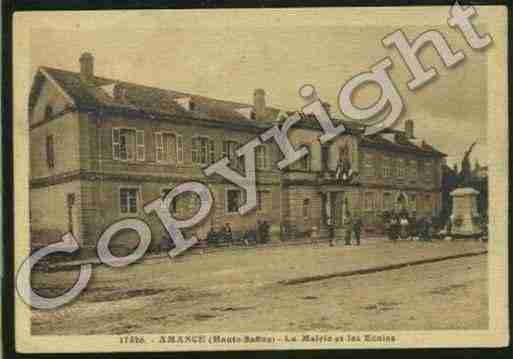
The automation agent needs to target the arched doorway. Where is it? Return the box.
[395,191,409,213]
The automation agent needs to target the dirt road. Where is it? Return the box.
[31,239,488,334]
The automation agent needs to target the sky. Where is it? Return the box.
[26,9,489,167]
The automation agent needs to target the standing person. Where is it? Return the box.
[223,223,233,245]
[481,214,488,242]
[426,217,433,241]
[352,215,363,246]
[409,212,417,240]
[383,212,391,240]
[344,211,353,246]
[417,217,425,241]
[399,215,409,240]
[335,159,343,180]
[256,220,263,244]
[446,214,453,240]
[263,220,271,243]
[420,217,431,241]
[327,215,336,247]
[389,213,398,241]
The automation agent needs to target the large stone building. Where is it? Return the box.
[29,53,446,249]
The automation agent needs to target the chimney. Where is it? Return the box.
[79,52,94,81]
[405,119,414,139]
[253,88,266,120]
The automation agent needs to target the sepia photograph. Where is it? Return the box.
[10,5,508,352]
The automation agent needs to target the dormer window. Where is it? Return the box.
[175,97,194,111]
[44,105,53,122]
[235,107,255,120]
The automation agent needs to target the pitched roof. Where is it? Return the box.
[29,66,444,157]
[31,67,283,129]
[361,129,446,157]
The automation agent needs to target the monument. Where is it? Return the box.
[450,187,481,236]
[449,142,482,237]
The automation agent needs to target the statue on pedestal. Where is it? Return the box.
[449,140,482,238]
[460,141,476,185]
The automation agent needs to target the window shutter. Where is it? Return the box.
[126,130,135,161]
[155,132,163,162]
[222,141,229,159]
[112,128,120,160]
[177,135,184,163]
[200,138,207,164]
[136,130,145,161]
[192,138,199,163]
[209,139,215,164]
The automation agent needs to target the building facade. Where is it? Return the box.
[29,53,445,249]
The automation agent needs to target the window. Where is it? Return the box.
[364,192,377,210]
[409,160,418,177]
[223,140,244,170]
[383,158,392,177]
[112,128,136,161]
[223,141,237,160]
[297,145,310,171]
[303,199,311,219]
[390,159,398,177]
[119,188,138,214]
[226,189,245,213]
[256,146,268,170]
[193,137,215,165]
[397,159,406,177]
[362,153,375,177]
[256,190,270,212]
[177,135,184,163]
[136,130,145,161]
[163,133,176,162]
[46,134,55,168]
[295,145,310,171]
[162,188,200,219]
[155,132,183,163]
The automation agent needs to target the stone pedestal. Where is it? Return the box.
[450,187,481,236]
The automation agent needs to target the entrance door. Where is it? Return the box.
[324,192,345,227]
[334,192,346,227]
[396,192,408,214]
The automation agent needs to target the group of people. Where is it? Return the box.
[205,221,271,246]
[385,211,434,241]
[328,211,363,246]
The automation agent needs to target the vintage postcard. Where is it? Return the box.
[12,6,508,353]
